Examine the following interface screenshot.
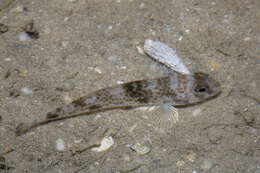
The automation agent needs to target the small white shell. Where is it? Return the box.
[130,142,151,155]
[91,136,114,152]
[56,138,66,151]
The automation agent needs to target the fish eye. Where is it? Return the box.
[194,84,209,93]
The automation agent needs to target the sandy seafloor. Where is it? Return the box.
[0,0,259,172]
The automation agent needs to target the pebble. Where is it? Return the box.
[244,37,250,41]
[130,142,151,155]
[18,70,29,77]
[136,46,145,55]
[91,136,114,152]
[62,94,73,104]
[73,138,83,144]
[107,25,113,30]
[61,41,69,48]
[67,0,78,3]
[176,160,185,167]
[57,80,75,91]
[4,58,11,61]
[107,55,118,62]
[21,87,34,95]
[0,23,8,33]
[201,160,213,171]
[178,32,183,41]
[192,108,201,117]
[18,32,29,41]
[9,89,20,98]
[117,80,124,84]
[56,138,66,151]
[185,153,196,162]
[11,5,24,13]
[121,153,131,162]
[88,67,102,74]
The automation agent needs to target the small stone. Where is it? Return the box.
[130,142,151,155]
[140,2,145,8]
[243,110,255,125]
[23,20,39,39]
[0,23,8,33]
[67,0,78,2]
[18,70,29,77]
[117,80,124,84]
[244,37,250,41]
[210,59,221,69]
[12,5,24,13]
[21,87,34,95]
[57,80,75,92]
[121,153,131,162]
[9,89,20,98]
[185,29,190,33]
[4,58,11,61]
[64,17,69,22]
[88,67,102,74]
[192,108,201,117]
[201,160,213,171]
[94,67,102,74]
[74,138,83,144]
[185,153,196,162]
[18,32,29,41]
[176,160,185,167]
[178,32,183,41]
[136,46,145,55]
[91,136,114,152]
[108,56,118,62]
[62,94,73,104]
[107,25,113,30]
[61,41,69,48]
[56,138,66,151]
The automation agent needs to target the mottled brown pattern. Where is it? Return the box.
[16,72,221,135]
[45,72,221,119]
[72,97,87,107]
[123,80,152,104]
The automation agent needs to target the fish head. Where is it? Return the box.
[186,72,221,105]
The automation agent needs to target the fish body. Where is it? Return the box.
[46,72,220,120]
[16,72,220,135]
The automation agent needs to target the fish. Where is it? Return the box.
[16,72,221,136]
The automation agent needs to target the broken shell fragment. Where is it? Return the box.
[91,136,114,152]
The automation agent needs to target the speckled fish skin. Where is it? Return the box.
[46,72,221,120]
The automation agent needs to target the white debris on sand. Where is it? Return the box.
[21,87,34,95]
[91,136,114,152]
[56,138,66,151]
[192,108,202,117]
[143,39,191,75]
[201,160,213,171]
[18,32,29,41]
[130,142,151,155]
